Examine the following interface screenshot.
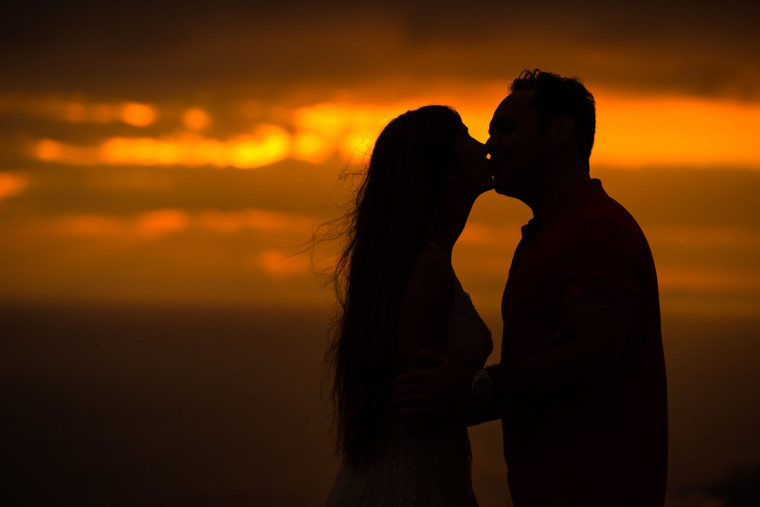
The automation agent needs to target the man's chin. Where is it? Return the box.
[493,185,508,196]
[493,181,517,198]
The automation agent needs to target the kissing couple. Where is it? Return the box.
[325,70,667,507]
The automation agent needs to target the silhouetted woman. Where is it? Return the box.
[326,106,494,506]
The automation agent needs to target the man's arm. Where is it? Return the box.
[487,217,640,406]
[488,302,632,404]
[394,302,634,426]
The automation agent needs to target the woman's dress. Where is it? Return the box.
[326,270,493,506]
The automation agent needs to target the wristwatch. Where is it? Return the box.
[471,368,494,402]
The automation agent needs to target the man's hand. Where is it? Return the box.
[393,349,474,416]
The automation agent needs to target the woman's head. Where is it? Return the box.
[328,105,485,465]
[359,105,461,250]
[356,105,491,256]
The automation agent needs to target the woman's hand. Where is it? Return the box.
[393,349,474,417]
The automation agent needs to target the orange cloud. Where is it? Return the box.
[23,86,760,170]
[292,131,332,163]
[54,215,128,236]
[0,173,29,201]
[257,249,313,276]
[182,107,211,131]
[458,222,521,245]
[196,209,318,234]
[290,91,760,169]
[35,139,100,166]
[121,102,156,127]
[35,139,64,161]
[226,125,291,168]
[646,225,760,248]
[40,210,189,239]
[62,101,120,123]
[34,208,319,240]
[60,125,291,168]
[292,102,410,160]
[99,137,184,166]
[657,268,760,293]
[135,209,190,238]
[593,91,760,169]
[0,95,158,127]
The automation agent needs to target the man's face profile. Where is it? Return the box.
[487,89,549,199]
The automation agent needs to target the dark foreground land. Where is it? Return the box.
[2,304,759,506]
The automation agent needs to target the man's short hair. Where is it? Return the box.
[511,69,596,160]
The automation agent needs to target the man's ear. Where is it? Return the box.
[549,115,575,146]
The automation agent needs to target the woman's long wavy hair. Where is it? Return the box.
[327,105,463,466]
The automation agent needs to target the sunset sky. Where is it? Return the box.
[3,2,760,506]
[1,0,759,315]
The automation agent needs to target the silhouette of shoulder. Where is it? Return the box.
[579,191,647,239]
[577,193,649,260]
[561,192,649,306]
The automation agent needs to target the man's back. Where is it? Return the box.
[501,179,667,506]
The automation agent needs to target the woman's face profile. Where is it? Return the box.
[450,124,494,194]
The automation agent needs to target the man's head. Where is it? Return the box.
[487,70,596,202]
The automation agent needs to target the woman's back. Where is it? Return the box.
[326,254,492,506]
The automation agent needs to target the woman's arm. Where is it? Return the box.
[394,302,635,430]
[397,248,454,373]
[395,248,458,432]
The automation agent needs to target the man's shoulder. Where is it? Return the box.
[577,190,645,237]
[565,191,657,273]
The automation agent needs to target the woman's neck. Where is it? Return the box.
[428,187,478,257]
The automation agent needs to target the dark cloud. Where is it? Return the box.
[1,0,759,101]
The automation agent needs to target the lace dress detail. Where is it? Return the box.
[326,266,493,506]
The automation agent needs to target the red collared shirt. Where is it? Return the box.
[500,179,667,506]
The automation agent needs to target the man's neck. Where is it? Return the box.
[527,167,590,217]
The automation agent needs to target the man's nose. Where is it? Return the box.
[485,137,494,155]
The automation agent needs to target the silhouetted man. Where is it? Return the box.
[395,70,667,507]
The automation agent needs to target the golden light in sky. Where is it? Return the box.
[2,3,760,505]
[226,124,291,168]
[258,249,314,276]
[594,92,760,168]
[183,108,211,131]
[39,99,159,126]
[0,173,28,201]
[121,102,156,127]
[10,79,760,316]
[62,101,89,123]
[35,139,64,162]
[26,91,760,170]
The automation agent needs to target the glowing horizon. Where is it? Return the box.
[17,88,760,171]
[4,82,759,313]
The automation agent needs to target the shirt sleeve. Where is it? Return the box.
[559,217,642,309]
